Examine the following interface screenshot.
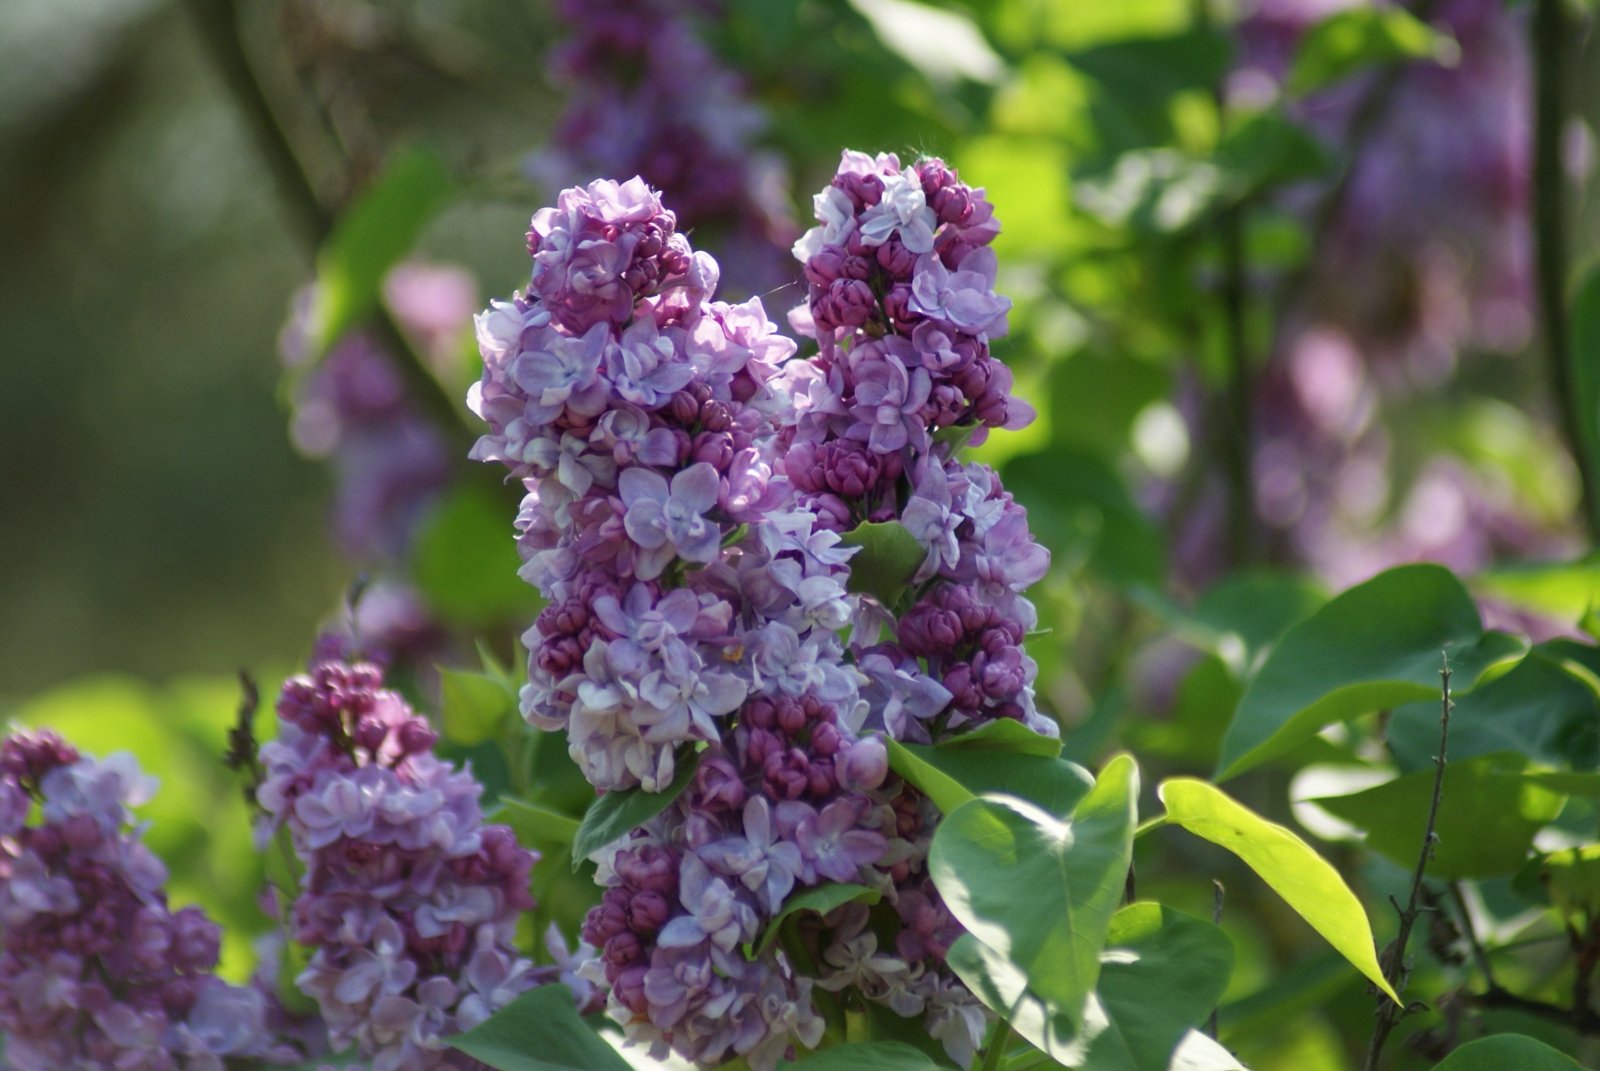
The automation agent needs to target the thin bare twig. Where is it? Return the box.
[1363,652,1452,1071]
[1207,879,1225,1038]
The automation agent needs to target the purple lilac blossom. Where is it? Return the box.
[471,162,1054,1069]
[0,730,292,1070]
[529,0,797,296]
[257,660,546,1070]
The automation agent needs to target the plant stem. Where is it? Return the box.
[980,1018,1013,1071]
[179,0,471,439]
[1363,653,1452,1071]
[1447,882,1497,991]
[1207,880,1225,1038]
[1532,0,1600,538]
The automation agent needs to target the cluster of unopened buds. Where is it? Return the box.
[470,151,1053,1069]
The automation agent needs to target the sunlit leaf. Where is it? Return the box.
[1288,8,1452,96]
[1158,778,1397,1002]
[1428,1035,1583,1070]
[754,883,882,957]
[839,520,927,606]
[931,755,1138,1036]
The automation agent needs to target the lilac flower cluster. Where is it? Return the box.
[0,730,288,1070]
[470,161,1053,1069]
[776,151,1053,1064]
[257,660,542,1070]
[529,0,796,294]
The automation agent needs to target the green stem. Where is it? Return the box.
[980,1018,1013,1071]
[1532,0,1600,538]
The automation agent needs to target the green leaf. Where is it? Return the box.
[1287,8,1452,96]
[1157,778,1397,1003]
[1064,30,1233,109]
[1516,846,1600,918]
[571,751,700,868]
[412,475,543,624]
[1215,563,1524,781]
[782,1041,944,1071]
[1474,556,1600,624]
[438,667,516,747]
[310,148,452,355]
[839,520,927,606]
[886,737,1095,817]
[488,797,581,848]
[936,718,1064,758]
[1214,112,1336,196]
[1002,448,1165,587]
[1077,903,1238,1071]
[753,882,881,957]
[1309,753,1567,879]
[1385,645,1600,774]
[930,755,1139,1036]
[1429,1035,1584,1070]
[445,984,632,1071]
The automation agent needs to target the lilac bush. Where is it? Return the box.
[0,730,290,1071]
[257,659,544,1069]
[468,152,1052,1069]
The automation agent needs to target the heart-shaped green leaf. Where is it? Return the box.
[571,750,700,867]
[445,984,632,1071]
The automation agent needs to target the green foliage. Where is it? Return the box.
[438,666,517,747]
[1567,262,1600,531]
[1286,8,1452,96]
[488,797,581,847]
[570,750,700,867]
[411,475,543,624]
[782,1041,946,1071]
[839,520,928,606]
[753,883,881,957]
[445,984,632,1071]
[1215,564,1524,780]
[1309,753,1568,879]
[309,148,452,356]
[1157,778,1398,1003]
[930,755,1138,1044]
[885,734,1094,817]
[1428,1035,1585,1070]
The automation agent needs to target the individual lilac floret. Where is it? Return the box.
[258,661,548,1069]
[0,730,292,1071]
[621,463,724,578]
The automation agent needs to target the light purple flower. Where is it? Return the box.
[621,463,724,578]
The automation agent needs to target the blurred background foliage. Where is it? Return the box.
[8,0,1600,1066]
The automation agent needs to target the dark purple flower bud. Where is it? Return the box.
[836,171,885,209]
[604,932,644,969]
[628,891,672,934]
[976,648,1027,701]
[743,697,778,731]
[883,283,918,333]
[943,663,982,713]
[818,440,882,498]
[841,254,874,281]
[699,398,733,432]
[810,722,842,758]
[918,159,956,199]
[978,621,1024,653]
[924,383,968,427]
[777,698,808,737]
[585,892,633,945]
[692,431,736,470]
[876,239,917,280]
[932,184,974,226]
[669,390,701,425]
[745,727,784,766]
[613,843,678,895]
[899,602,964,658]
[953,356,993,400]
[805,245,848,286]
[690,754,746,815]
[397,718,438,756]
[614,964,648,1014]
[763,749,811,801]
[800,492,853,531]
[785,441,827,493]
[352,718,388,754]
[806,759,837,798]
[827,279,877,329]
